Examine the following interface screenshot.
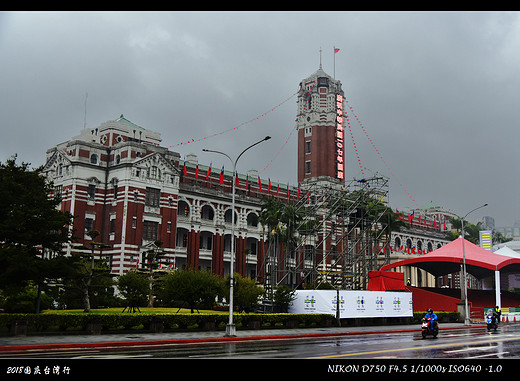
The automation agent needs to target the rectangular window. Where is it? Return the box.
[305,161,311,174]
[87,184,96,199]
[54,185,62,201]
[85,218,94,232]
[305,140,311,154]
[143,220,159,241]
[145,187,161,207]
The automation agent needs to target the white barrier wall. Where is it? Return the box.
[289,290,413,318]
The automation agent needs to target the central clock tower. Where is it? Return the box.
[297,65,345,185]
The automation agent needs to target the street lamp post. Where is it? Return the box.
[460,203,488,325]
[203,136,271,337]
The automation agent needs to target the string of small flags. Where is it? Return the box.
[345,98,418,207]
[169,89,299,149]
[262,80,316,173]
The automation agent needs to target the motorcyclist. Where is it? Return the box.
[424,308,438,330]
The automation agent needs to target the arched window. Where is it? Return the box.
[178,200,190,217]
[247,213,258,227]
[200,205,214,220]
[90,154,98,164]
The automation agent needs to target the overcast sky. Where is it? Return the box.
[1,11,519,227]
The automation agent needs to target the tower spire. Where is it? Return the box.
[319,46,322,69]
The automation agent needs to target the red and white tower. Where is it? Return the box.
[297,65,345,186]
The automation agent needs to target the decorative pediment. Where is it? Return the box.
[134,152,178,184]
[42,150,72,179]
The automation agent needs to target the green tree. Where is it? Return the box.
[446,217,482,244]
[259,198,307,288]
[159,269,224,313]
[55,252,115,310]
[272,285,296,313]
[74,230,113,312]
[138,240,166,307]
[225,273,264,312]
[117,270,149,312]
[493,230,512,245]
[0,156,73,313]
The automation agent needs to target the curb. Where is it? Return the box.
[0,324,486,354]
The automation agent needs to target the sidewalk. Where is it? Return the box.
[0,322,487,354]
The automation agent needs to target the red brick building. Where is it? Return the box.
[43,67,449,289]
[43,115,298,278]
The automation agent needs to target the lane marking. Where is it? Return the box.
[308,335,520,359]
[444,345,496,353]
[467,352,509,359]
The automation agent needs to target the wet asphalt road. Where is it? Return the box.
[9,324,520,360]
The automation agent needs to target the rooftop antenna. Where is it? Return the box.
[319,46,322,69]
[83,92,88,129]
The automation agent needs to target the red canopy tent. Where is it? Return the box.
[367,270,405,291]
[380,237,520,280]
[380,237,520,310]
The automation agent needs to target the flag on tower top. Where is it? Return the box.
[334,47,340,54]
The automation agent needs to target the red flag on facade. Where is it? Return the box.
[246,174,249,188]
[297,183,301,198]
[235,171,239,186]
[195,162,199,178]
[268,178,271,192]
[276,184,279,196]
[219,166,224,184]
[206,162,212,180]
[258,176,262,192]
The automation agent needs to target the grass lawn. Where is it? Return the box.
[41,307,229,315]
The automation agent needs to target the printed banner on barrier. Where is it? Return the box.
[288,290,413,318]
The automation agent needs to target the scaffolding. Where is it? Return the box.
[263,173,390,292]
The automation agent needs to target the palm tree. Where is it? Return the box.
[259,198,282,289]
[447,218,482,244]
[259,198,306,287]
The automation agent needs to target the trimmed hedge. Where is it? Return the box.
[0,313,334,334]
[0,312,461,335]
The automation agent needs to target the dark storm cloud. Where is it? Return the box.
[1,11,518,226]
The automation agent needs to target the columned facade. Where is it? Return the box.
[43,115,297,277]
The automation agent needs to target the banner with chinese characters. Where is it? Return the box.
[288,290,413,318]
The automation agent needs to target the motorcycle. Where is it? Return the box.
[486,312,498,332]
[421,318,439,339]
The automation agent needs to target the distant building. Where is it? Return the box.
[481,216,495,231]
[496,221,520,241]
